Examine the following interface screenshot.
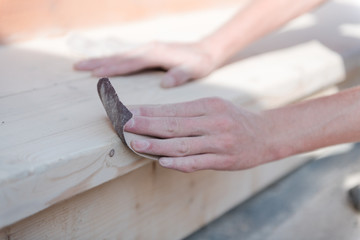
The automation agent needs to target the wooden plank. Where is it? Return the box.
[0,41,348,228]
[1,0,360,230]
[0,154,311,240]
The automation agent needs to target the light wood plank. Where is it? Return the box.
[0,155,311,240]
[0,144,352,239]
[0,41,348,228]
[1,0,360,229]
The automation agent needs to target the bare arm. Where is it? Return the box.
[124,87,360,172]
[75,0,328,88]
[201,0,328,66]
[265,86,360,158]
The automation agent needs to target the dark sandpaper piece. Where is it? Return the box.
[97,78,159,160]
[97,78,132,145]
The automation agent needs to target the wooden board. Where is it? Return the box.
[0,42,347,228]
[1,0,360,234]
[0,154,326,240]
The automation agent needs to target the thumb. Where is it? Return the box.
[161,66,193,88]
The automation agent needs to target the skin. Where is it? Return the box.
[74,0,328,88]
[75,0,360,172]
[124,98,274,172]
[125,87,360,172]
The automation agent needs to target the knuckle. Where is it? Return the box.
[165,117,180,134]
[188,158,200,172]
[145,141,154,152]
[176,139,190,156]
[146,140,161,154]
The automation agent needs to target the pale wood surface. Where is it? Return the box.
[0,152,331,240]
[1,0,360,230]
[0,144,354,240]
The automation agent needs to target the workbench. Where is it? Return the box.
[1,0,360,239]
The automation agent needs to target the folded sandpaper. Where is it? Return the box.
[97,78,159,160]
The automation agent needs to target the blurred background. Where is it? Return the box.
[0,0,247,43]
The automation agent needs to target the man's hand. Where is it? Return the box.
[74,0,327,88]
[124,86,360,173]
[124,97,277,172]
[74,42,218,88]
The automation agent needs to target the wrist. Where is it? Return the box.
[261,108,300,163]
[196,37,229,68]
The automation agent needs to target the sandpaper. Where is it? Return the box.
[97,78,159,160]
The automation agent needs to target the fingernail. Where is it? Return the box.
[161,75,175,88]
[132,140,149,151]
[130,109,140,116]
[160,158,173,167]
[124,118,134,130]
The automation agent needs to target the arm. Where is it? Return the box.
[124,86,360,172]
[201,0,328,66]
[74,0,328,88]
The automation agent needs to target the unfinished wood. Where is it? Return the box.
[0,154,315,240]
[1,0,360,230]
[0,41,347,229]
[0,144,353,239]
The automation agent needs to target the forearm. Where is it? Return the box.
[266,86,360,161]
[200,0,328,66]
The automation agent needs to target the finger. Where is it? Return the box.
[74,57,114,70]
[161,66,193,88]
[130,136,219,157]
[159,154,227,172]
[130,99,208,117]
[92,58,158,77]
[124,116,209,138]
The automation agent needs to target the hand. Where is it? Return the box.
[74,41,219,88]
[124,97,279,172]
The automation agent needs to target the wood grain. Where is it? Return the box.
[0,41,348,228]
[0,155,311,240]
[1,0,360,232]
